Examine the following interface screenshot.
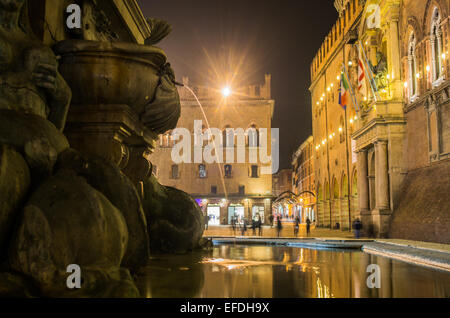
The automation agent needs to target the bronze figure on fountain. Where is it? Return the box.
[0,0,204,297]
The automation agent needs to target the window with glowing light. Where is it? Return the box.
[199,164,207,179]
[408,32,419,101]
[430,8,445,85]
[224,165,232,178]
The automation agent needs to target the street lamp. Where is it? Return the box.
[222,86,231,97]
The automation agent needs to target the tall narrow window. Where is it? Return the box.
[224,165,232,178]
[239,185,245,195]
[431,8,444,85]
[199,164,207,178]
[408,32,418,100]
[223,126,234,148]
[251,165,259,178]
[211,185,217,194]
[171,165,179,179]
[248,125,259,147]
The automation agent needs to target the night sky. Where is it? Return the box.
[137,0,338,169]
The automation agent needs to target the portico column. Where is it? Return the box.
[357,150,369,213]
[375,141,390,210]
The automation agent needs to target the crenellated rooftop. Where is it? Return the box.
[310,0,364,82]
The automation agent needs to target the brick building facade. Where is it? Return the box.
[310,0,450,242]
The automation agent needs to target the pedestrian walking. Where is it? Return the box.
[276,217,282,237]
[257,214,263,236]
[231,217,237,235]
[269,214,274,228]
[294,217,300,237]
[352,218,363,239]
[204,214,209,230]
[252,218,257,236]
[306,218,311,236]
[241,218,247,236]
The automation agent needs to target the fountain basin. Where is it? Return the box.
[54,40,167,115]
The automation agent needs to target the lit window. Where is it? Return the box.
[199,164,207,178]
[431,8,445,85]
[408,32,419,101]
[225,165,232,178]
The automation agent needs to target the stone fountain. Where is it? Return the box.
[0,0,204,297]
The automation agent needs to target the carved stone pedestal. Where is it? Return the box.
[64,104,157,185]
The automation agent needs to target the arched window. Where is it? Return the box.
[223,126,234,148]
[408,32,419,100]
[247,125,259,147]
[431,8,445,85]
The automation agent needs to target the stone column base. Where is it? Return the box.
[371,209,392,238]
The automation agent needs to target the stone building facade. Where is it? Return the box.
[292,136,316,223]
[311,0,449,242]
[273,169,293,197]
[389,0,450,243]
[151,76,275,225]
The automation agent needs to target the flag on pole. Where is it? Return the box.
[358,46,367,97]
[339,74,349,110]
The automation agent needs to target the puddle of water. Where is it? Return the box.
[136,244,450,298]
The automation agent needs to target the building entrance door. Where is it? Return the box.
[228,205,245,224]
[252,205,265,223]
[207,205,220,226]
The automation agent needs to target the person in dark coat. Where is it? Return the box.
[231,216,236,235]
[269,214,274,227]
[252,218,257,236]
[352,218,363,239]
[294,217,300,237]
[306,218,311,236]
[241,218,247,236]
[204,214,209,230]
[276,217,282,237]
[257,214,263,236]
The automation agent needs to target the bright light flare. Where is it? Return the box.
[222,87,231,97]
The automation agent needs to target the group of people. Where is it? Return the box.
[205,210,364,239]
[230,214,264,236]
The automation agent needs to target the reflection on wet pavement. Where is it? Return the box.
[135,245,450,298]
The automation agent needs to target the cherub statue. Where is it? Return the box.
[0,0,71,130]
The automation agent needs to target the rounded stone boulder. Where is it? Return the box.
[0,145,31,259]
[8,169,135,296]
[56,149,150,270]
[142,175,204,254]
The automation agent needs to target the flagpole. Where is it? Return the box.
[342,63,360,114]
[344,105,352,231]
[358,41,380,101]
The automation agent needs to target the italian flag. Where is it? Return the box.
[339,74,349,110]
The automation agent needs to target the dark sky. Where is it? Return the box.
[137,0,338,169]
